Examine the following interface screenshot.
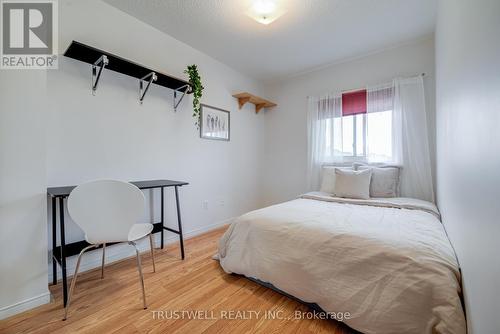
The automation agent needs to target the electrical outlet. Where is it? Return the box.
[202,200,209,210]
[218,199,225,207]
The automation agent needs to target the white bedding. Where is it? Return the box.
[217,192,465,334]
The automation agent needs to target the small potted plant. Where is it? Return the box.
[184,64,204,128]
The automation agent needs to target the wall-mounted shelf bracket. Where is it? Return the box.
[173,84,190,112]
[91,55,109,95]
[139,72,158,104]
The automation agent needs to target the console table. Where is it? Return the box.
[47,179,188,307]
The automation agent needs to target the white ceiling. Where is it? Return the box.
[103,0,436,82]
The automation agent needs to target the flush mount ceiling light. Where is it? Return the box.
[246,0,286,25]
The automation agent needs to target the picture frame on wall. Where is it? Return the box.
[200,104,230,141]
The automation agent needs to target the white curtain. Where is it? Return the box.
[307,75,435,202]
[392,76,434,202]
[366,83,394,163]
[307,93,342,191]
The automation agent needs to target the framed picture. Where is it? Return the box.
[200,104,230,141]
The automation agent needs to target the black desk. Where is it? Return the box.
[47,179,188,307]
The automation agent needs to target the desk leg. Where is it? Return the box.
[174,186,185,260]
[160,187,164,249]
[59,197,68,307]
[51,197,57,285]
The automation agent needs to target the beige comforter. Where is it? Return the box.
[218,193,466,334]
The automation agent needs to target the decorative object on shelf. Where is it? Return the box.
[63,41,192,110]
[232,92,276,113]
[184,64,204,128]
[200,104,230,141]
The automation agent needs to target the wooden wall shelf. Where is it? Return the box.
[232,92,277,113]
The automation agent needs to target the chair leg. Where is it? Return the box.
[101,243,106,279]
[63,244,98,320]
[130,241,147,309]
[149,234,156,273]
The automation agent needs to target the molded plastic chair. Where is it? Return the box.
[64,180,155,320]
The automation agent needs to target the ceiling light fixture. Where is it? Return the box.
[246,0,286,25]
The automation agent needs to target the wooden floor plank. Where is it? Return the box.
[0,226,357,334]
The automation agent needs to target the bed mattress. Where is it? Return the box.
[217,192,466,334]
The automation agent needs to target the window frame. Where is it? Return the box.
[332,110,393,163]
[351,114,367,159]
[341,113,367,162]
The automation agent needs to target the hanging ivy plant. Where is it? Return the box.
[184,64,204,128]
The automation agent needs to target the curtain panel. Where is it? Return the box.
[392,76,434,202]
[307,94,342,190]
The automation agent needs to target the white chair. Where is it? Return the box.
[64,180,156,320]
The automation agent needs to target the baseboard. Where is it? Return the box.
[0,291,51,320]
[0,221,230,320]
[48,219,231,282]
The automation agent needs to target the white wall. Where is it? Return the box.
[262,37,436,205]
[435,0,500,332]
[45,0,267,279]
[0,71,50,318]
[1,0,267,316]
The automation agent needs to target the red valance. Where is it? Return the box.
[342,89,367,116]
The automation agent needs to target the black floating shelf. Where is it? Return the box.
[64,40,192,93]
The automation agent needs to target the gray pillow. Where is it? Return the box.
[357,165,401,198]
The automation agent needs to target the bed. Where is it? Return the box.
[217,192,466,334]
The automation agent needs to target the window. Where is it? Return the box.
[366,110,392,161]
[321,87,393,163]
[324,110,392,162]
[316,87,394,163]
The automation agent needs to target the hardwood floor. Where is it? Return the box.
[0,227,358,334]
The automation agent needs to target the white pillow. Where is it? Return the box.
[320,166,352,194]
[357,165,401,198]
[334,168,372,200]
